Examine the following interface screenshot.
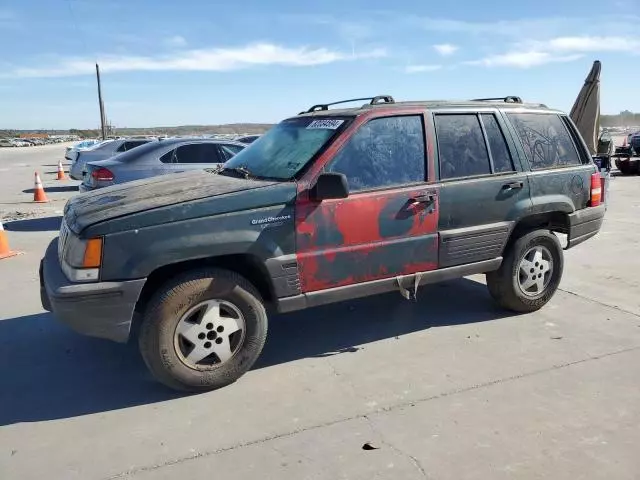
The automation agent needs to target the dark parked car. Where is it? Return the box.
[79,139,246,192]
[614,131,640,175]
[41,95,606,392]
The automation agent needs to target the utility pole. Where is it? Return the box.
[96,63,106,140]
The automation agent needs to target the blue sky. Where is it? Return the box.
[1,0,639,129]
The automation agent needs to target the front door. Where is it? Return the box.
[432,111,533,268]
[295,113,439,292]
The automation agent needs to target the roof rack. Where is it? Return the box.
[300,95,395,114]
[472,96,523,104]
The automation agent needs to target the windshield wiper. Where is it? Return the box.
[218,166,256,179]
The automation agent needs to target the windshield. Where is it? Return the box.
[222,116,350,180]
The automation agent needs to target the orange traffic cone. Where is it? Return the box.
[33,172,49,203]
[56,160,67,180]
[0,220,20,260]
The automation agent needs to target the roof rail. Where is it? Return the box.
[472,96,523,104]
[301,95,395,114]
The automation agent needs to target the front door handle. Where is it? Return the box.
[503,181,524,190]
[410,193,436,204]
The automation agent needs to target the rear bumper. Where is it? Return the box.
[565,204,606,250]
[78,183,96,192]
[69,161,85,180]
[40,238,146,343]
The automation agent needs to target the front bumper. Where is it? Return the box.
[566,204,606,250]
[40,238,146,343]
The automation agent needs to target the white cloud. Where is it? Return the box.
[165,35,187,48]
[467,34,640,69]
[467,51,583,68]
[413,16,578,37]
[433,43,458,56]
[530,35,640,52]
[404,64,442,73]
[2,43,387,78]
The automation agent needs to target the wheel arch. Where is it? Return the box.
[505,211,570,252]
[134,254,276,317]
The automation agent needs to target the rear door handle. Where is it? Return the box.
[503,181,524,190]
[410,193,436,204]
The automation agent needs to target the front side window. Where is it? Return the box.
[325,115,426,192]
[507,113,581,170]
[222,117,350,180]
[435,114,491,179]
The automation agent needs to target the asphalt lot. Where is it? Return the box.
[1,142,640,479]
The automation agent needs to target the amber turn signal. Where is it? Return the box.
[82,238,103,268]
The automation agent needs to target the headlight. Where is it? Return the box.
[61,234,103,282]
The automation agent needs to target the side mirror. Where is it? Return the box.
[310,172,349,201]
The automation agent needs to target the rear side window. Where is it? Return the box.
[435,114,491,179]
[507,113,581,170]
[480,114,514,173]
[117,140,149,152]
[223,144,244,154]
[159,149,175,163]
[325,115,426,192]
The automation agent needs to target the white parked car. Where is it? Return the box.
[64,139,103,162]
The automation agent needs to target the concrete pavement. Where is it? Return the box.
[1,143,639,479]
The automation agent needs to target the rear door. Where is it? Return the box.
[295,112,439,292]
[433,111,533,268]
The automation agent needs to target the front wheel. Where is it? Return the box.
[486,230,564,313]
[139,268,268,392]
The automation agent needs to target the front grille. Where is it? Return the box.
[58,219,70,262]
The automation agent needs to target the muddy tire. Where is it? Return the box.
[139,268,267,392]
[486,230,563,313]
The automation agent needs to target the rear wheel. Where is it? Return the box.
[139,268,268,392]
[486,230,563,313]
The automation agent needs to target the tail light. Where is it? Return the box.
[590,172,602,207]
[91,167,114,182]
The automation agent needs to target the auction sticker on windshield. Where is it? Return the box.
[306,119,344,130]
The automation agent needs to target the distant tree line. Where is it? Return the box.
[601,111,640,127]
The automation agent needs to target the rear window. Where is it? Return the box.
[507,113,582,170]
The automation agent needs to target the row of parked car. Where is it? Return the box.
[65,134,261,192]
[0,138,52,147]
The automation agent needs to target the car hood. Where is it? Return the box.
[65,170,284,233]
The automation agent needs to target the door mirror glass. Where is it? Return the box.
[310,173,349,201]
